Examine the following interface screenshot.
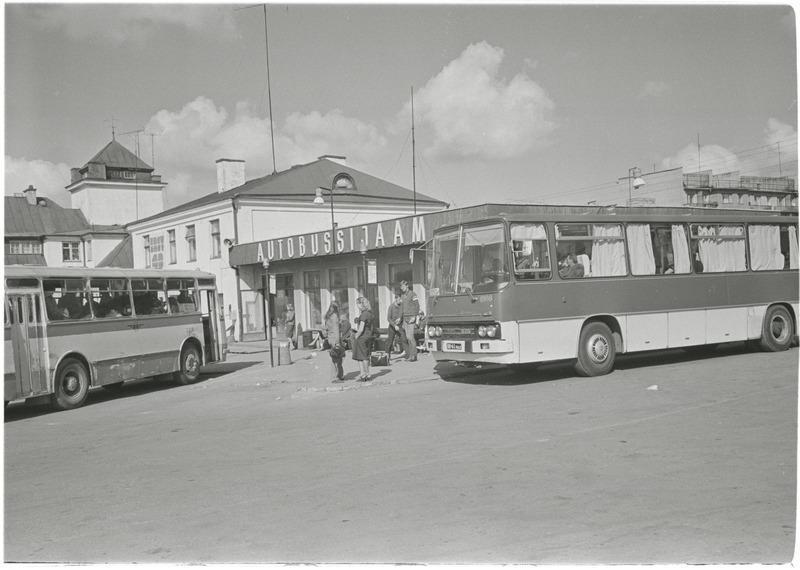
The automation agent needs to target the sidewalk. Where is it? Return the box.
[203,340,439,398]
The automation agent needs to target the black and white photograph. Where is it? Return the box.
[3,2,797,564]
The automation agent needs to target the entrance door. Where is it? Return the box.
[199,289,225,363]
[7,294,49,400]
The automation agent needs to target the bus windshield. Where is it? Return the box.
[432,223,509,294]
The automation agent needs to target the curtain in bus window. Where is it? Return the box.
[789,226,798,270]
[671,225,691,274]
[697,225,745,272]
[748,225,783,271]
[626,224,655,275]
[590,224,626,277]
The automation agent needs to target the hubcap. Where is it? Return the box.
[64,372,80,395]
[588,334,609,364]
[185,353,199,377]
[770,315,789,343]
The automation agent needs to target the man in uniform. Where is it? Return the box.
[399,279,420,361]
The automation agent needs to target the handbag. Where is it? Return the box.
[329,343,346,359]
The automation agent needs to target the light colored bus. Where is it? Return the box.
[424,204,798,376]
[4,266,226,410]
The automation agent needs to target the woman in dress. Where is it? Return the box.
[324,301,344,382]
[351,297,373,381]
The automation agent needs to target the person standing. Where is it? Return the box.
[324,301,344,382]
[386,292,405,361]
[285,303,296,348]
[351,297,373,381]
[399,279,420,362]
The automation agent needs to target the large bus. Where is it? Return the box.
[424,204,798,376]
[4,266,227,410]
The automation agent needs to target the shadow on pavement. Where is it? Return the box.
[435,342,764,386]
[4,360,263,422]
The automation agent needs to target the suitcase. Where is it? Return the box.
[370,351,389,366]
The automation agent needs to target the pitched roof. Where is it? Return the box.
[4,253,47,266]
[96,235,133,267]
[131,158,448,226]
[3,196,127,238]
[4,196,89,236]
[84,139,152,170]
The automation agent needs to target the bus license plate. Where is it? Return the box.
[443,341,465,352]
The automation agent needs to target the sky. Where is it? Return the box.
[4,3,798,210]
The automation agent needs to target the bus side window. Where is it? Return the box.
[510,223,551,280]
[691,224,746,273]
[167,279,197,313]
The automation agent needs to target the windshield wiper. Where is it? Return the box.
[464,287,477,303]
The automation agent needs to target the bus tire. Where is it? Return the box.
[759,305,794,352]
[51,357,90,411]
[174,344,202,385]
[575,322,616,377]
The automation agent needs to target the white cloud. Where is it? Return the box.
[763,118,796,146]
[661,118,798,178]
[401,41,556,161]
[661,143,740,174]
[639,80,671,99]
[4,156,72,207]
[144,97,388,206]
[25,4,237,45]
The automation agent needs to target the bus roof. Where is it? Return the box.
[431,203,797,233]
[4,266,217,281]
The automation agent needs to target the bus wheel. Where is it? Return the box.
[760,305,794,352]
[174,345,202,385]
[575,322,616,377]
[51,358,90,411]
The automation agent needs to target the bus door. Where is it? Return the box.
[6,293,49,399]
[198,286,226,363]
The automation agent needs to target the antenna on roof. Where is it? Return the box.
[235,4,278,175]
[411,86,417,215]
[104,116,117,141]
[121,128,144,219]
[146,131,160,169]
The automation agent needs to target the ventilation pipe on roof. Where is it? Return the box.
[216,159,246,193]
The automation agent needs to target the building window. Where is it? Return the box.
[7,240,42,255]
[62,241,80,262]
[144,235,151,268]
[722,194,731,204]
[304,271,322,328]
[186,225,196,262]
[740,194,748,205]
[123,171,136,179]
[168,230,177,264]
[329,268,349,318]
[210,219,221,259]
[150,235,164,269]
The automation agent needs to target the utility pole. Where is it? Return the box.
[411,86,417,214]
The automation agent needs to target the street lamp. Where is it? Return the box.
[313,173,356,255]
[627,167,646,206]
[262,258,274,368]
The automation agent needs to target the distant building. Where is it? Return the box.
[4,186,127,267]
[125,155,448,341]
[66,139,167,226]
[593,168,798,211]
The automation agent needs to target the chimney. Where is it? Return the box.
[318,154,347,167]
[216,159,246,193]
[23,185,37,205]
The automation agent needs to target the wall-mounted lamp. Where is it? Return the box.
[224,238,237,249]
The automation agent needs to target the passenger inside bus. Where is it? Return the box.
[559,254,585,279]
[45,293,67,320]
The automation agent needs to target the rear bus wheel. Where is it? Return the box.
[174,344,202,385]
[574,322,616,377]
[760,305,794,352]
[52,358,90,411]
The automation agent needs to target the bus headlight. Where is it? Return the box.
[435,326,442,337]
[477,325,487,337]
[427,326,437,337]
[486,325,498,338]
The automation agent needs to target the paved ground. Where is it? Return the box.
[4,342,797,564]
